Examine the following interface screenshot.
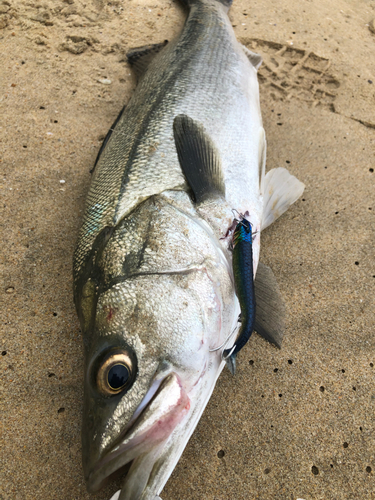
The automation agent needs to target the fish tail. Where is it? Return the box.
[179,0,233,9]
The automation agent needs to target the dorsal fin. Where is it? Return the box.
[254,262,285,348]
[127,41,168,80]
[242,45,263,70]
[173,114,225,203]
[90,104,126,174]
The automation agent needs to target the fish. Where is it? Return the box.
[72,0,305,499]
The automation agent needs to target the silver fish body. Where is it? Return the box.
[73,0,304,499]
[74,0,264,286]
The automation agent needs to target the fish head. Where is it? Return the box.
[80,198,236,500]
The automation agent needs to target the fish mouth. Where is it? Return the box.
[87,372,190,499]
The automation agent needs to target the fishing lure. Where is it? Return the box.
[223,215,256,373]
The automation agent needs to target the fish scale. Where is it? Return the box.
[73,1,261,291]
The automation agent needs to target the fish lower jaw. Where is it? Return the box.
[87,373,190,499]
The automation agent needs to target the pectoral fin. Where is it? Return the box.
[254,263,285,348]
[173,114,225,203]
[109,491,120,500]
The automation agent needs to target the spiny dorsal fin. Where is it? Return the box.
[127,41,168,79]
[242,45,263,70]
[254,262,285,348]
[173,114,225,204]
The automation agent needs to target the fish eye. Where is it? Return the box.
[96,350,134,396]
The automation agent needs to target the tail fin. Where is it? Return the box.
[261,168,305,231]
[180,0,233,8]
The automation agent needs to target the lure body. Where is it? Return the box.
[224,218,256,361]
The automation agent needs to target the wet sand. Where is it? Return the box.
[1,0,374,498]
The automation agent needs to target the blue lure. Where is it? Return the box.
[223,217,256,372]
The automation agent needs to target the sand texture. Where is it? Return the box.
[1,0,375,499]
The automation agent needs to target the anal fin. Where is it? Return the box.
[254,262,285,348]
[173,114,225,204]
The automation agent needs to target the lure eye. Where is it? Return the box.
[96,350,134,396]
[242,219,252,233]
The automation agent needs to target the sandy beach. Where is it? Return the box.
[1,0,374,498]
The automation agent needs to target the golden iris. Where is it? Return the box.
[97,351,133,396]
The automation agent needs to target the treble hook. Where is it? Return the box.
[222,344,236,361]
[231,208,241,220]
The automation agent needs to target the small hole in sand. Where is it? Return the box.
[319,386,325,392]
[217,450,225,458]
[312,465,319,475]
[343,442,349,449]
[366,466,372,473]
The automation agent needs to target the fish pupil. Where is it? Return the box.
[108,363,129,390]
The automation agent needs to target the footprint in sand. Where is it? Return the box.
[241,37,341,110]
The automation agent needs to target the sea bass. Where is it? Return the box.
[73,0,304,498]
